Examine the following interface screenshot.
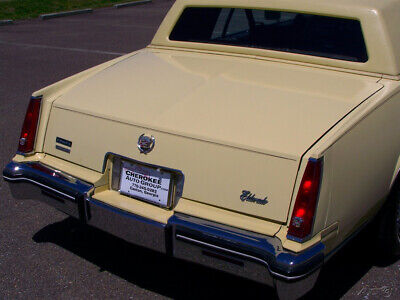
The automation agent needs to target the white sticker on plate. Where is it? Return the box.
[119,162,171,207]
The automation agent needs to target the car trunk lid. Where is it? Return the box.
[43,49,383,222]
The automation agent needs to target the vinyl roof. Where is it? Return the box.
[151,0,400,76]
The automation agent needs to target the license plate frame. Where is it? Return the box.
[112,156,176,208]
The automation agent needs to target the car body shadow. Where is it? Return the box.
[32,217,397,300]
[33,217,277,299]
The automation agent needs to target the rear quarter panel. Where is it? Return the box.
[315,82,400,249]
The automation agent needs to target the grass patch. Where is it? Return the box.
[0,0,142,20]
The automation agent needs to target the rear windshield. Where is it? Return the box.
[170,7,368,62]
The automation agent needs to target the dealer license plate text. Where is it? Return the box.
[119,161,172,207]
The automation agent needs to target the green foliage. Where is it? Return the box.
[0,0,138,20]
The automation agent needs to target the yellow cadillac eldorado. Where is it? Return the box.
[3,0,400,298]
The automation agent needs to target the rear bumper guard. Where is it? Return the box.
[3,160,324,296]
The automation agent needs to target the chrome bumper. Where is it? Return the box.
[3,161,93,219]
[3,161,325,297]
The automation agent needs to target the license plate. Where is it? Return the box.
[119,161,172,207]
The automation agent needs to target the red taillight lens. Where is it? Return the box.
[18,97,42,154]
[287,158,323,241]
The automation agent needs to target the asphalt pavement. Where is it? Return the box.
[0,1,399,299]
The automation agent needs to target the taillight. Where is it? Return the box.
[287,158,323,241]
[17,96,42,154]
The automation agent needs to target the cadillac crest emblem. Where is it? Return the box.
[137,134,155,154]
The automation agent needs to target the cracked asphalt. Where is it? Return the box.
[0,1,399,299]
